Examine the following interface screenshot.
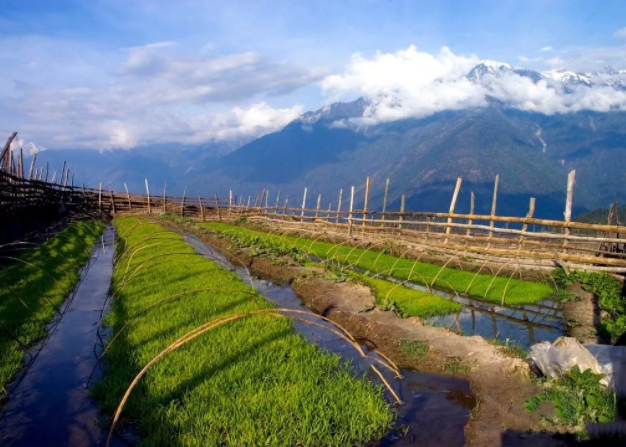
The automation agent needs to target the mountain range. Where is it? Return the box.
[24,60,626,220]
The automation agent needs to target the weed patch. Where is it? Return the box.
[525,366,618,432]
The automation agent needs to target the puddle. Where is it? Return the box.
[186,234,473,447]
[0,226,122,447]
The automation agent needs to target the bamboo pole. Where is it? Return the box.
[283,197,289,214]
[336,188,343,224]
[145,179,151,214]
[124,183,131,210]
[246,196,251,210]
[229,190,233,217]
[445,177,462,241]
[45,162,49,182]
[214,193,222,220]
[466,191,475,236]
[348,186,355,237]
[301,187,307,219]
[198,192,205,221]
[17,149,23,179]
[0,132,17,169]
[180,186,186,217]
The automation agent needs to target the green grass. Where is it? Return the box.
[199,222,555,306]
[486,338,529,359]
[360,275,462,318]
[0,220,105,395]
[399,339,429,359]
[93,217,393,447]
[443,360,471,375]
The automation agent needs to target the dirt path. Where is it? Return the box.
[0,227,118,447]
[178,223,574,447]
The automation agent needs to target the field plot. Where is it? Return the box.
[94,217,393,447]
[0,220,104,394]
[200,222,555,306]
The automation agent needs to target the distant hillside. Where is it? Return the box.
[575,205,626,225]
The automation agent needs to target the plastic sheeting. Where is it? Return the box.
[528,336,626,396]
[585,344,626,397]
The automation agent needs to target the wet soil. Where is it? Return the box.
[0,227,119,447]
[176,222,574,447]
[563,283,601,344]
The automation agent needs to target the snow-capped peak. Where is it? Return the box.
[478,59,516,71]
[541,69,591,86]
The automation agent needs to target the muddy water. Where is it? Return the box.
[186,235,474,447]
[0,227,118,447]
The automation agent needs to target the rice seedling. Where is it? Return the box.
[359,275,462,318]
[0,220,105,393]
[199,222,555,305]
[93,217,394,447]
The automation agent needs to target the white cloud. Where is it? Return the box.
[321,45,626,123]
[322,45,486,123]
[615,27,626,39]
[540,46,554,52]
[0,38,319,149]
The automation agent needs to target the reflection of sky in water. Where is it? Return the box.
[428,308,563,349]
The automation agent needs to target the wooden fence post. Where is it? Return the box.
[348,186,355,237]
[124,183,131,210]
[445,177,463,242]
[109,183,116,214]
[488,174,499,244]
[519,197,536,248]
[301,187,307,220]
[198,192,205,221]
[564,170,576,252]
[362,176,370,227]
[466,191,475,236]
[180,186,186,217]
[336,189,343,224]
[98,182,103,211]
[229,190,233,217]
[381,178,390,223]
[274,190,281,213]
[214,193,222,220]
[28,153,37,180]
[399,194,405,230]
[315,194,321,218]
[163,182,167,213]
[145,179,151,214]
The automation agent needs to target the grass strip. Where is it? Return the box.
[0,219,105,393]
[200,222,555,305]
[93,217,393,447]
[359,275,462,318]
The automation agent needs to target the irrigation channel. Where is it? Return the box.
[0,226,122,447]
[185,234,476,447]
[373,273,562,348]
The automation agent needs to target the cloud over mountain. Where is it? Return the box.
[321,45,626,125]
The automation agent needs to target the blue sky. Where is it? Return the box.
[2,0,626,150]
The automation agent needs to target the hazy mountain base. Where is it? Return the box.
[30,101,626,220]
